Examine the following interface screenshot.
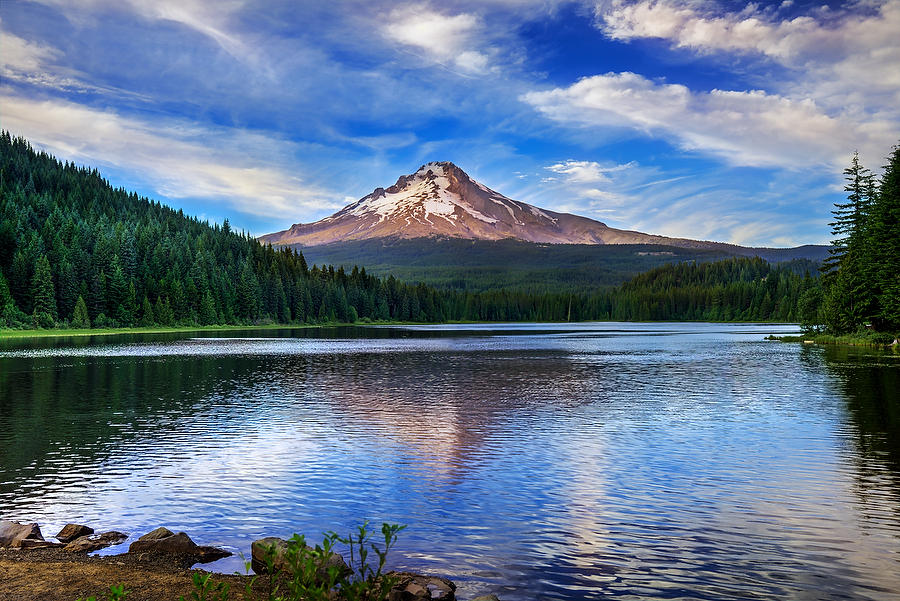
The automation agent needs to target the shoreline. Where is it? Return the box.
[0,546,263,601]
[766,333,900,348]
[0,521,474,601]
[1,320,801,341]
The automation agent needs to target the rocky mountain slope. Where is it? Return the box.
[261,161,734,249]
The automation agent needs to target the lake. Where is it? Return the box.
[1,323,899,600]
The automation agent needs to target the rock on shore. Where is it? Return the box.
[55,524,94,543]
[128,527,231,566]
[65,531,129,553]
[0,520,61,549]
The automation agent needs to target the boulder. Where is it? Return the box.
[56,523,94,543]
[64,531,128,553]
[128,527,231,565]
[386,572,456,601]
[0,520,59,549]
[133,526,175,542]
[250,536,350,580]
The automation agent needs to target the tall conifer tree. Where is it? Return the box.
[31,255,57,321]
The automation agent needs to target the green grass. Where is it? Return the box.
[767,331,899,346]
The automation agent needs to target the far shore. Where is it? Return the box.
[1,320,800,341]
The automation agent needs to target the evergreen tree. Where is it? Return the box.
[821,152,875,333]
[116,281,138,326]
[155,296,174,326]
[140,296,155,327]
[72,295,90,328]
[199,290,217,325]
[871,144,900,330]
[31,255,57,322]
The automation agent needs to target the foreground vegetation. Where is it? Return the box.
[75,522,405,601]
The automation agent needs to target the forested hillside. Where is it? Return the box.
[0,132,818,328]
[0,132,455,327]
[297,236,828,294]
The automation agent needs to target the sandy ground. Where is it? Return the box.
[0,548,265,601]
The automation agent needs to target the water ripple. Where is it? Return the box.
[1,323,898,600]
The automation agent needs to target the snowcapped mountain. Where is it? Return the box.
[260,162,717,248]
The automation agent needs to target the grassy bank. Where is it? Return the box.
[767,331,900,347]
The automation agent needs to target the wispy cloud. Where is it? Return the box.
[383,6,495,74]
[530,155,833,246]
[26,0,262,66]
[1,92,342,220]
[0,22,148,99]
[522,71,895,169]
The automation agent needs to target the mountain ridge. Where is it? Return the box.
[260,161,763,251]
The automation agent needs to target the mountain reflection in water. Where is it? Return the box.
[1,323,898,600]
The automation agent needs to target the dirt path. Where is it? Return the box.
[0,549,263,601]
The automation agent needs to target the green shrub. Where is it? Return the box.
[77,584,129,601]
[179,521,405,601]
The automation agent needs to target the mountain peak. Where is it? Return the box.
[260,163,706,248]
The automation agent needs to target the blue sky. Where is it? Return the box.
[2,0,898,246]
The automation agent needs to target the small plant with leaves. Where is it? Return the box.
[279,534,345,601]
[328,521,406,601]
[76,584,130,601]
[180,572,230,601]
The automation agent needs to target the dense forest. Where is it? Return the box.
[298,237,827,294]
[809,142,900,334]
[0,132,818,328]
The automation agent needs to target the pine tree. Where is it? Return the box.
[199,290,217,325]
[871,144,900,330]
[72,295,90,328]
[115,281,138,326]
[822,152,875,333]
[140,296,155,326]
[155,296,174,326]
[31,255,57,321]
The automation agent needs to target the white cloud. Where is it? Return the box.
[594,0,900,114]
[0,92,341,219]
[383,7,493,74]
[0,25,59,72]
[523,72,895,169]
[546,159,636,183]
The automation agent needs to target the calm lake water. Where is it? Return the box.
[1,323,899,600]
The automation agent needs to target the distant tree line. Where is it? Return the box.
[803,142,900,334]
[0,131,818,329]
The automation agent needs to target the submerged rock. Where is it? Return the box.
[469,595,501,601]
[386,572,456,601]
[128,527,231,565]
[56,524,94,543]
[0,520,61,549]
[250,536,350,579]
[64,531,128,553]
